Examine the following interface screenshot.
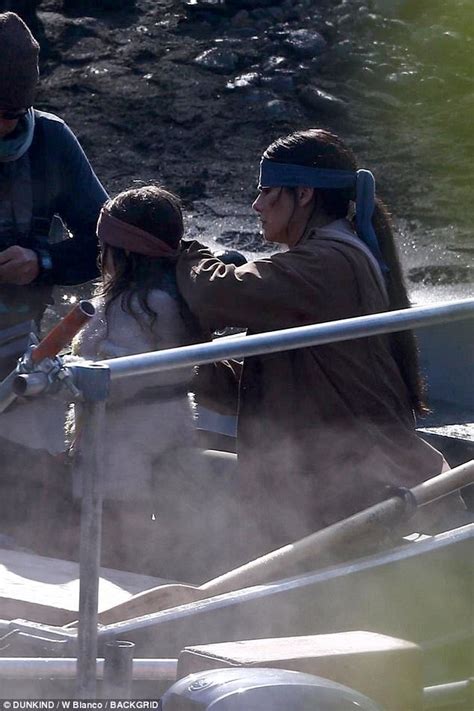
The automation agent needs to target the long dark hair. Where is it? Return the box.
[264,128,427,415]
[98,185,197,337]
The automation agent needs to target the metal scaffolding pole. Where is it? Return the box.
[32,298,471,698]
[91,299,474,381]
[75,364,110,699]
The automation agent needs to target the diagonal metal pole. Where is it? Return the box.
[92,298,474,380]
[75,364,110,699]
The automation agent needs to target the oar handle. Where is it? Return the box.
[412,459,474,506]
[31,301,95,364]
[202,459,474,597]
[96,459,474,623]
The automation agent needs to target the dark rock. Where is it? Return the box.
[227,0,277,8]
[230,26,259,38]
[249,8,270,22]
[216,230,271,252]
[231,9,250,27]
[226,72,260,90]
[194,47,239,73]
[266,6,285,23]
[262,55,287,71]
[284,28,327,58]
[184,0,227,17]
[298,85,348,116]
[408,265,473,286]
[185,0,275,14]
[63,0,136,11]
[336,13,352,28]
[264,98,288,119]
[245,87,276,104]
[261,74,294,92]
[178,179,207,201]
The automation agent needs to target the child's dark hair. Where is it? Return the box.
[264,129,427,415]
[98,185,196,337]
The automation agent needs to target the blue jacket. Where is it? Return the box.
[0,110,108,331]
[27,110,108,284]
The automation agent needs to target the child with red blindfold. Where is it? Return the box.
[70,185,204,576]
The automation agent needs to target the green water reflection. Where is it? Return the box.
[346,1,473,237]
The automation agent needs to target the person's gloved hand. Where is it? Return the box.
[0,246,39,285]
[214,249,247,267]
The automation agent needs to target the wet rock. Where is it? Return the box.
[284,28,327,58]
[194,47,239,73]
[336,13,352,28]
[408,265,473,285]
[261,74,294,92]
[230,26,259,38]
[249,7,270,22]
[264,98,288,119]
[262,55,287,72]
[63,0,136,11]
[231,9,250,27]
[226,71,260,90]
[227,0,278,8]
[186,0,275,15]
[185,0,226,11]
[245,87,276,105]
[298,85,348,116]
[266,6,285,23]
[178,179,207,201]
[216,230,271,252]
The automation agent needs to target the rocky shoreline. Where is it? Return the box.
[9,0,472,306]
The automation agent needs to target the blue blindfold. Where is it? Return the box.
[259,158,388,274]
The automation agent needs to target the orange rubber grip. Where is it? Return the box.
[31,300,95,364]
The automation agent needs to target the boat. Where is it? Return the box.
[0,299,472,707]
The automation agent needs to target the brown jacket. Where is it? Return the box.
[177,219,443,548]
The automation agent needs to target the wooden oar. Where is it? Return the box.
[30,300,95,364]
[97,459,474,625]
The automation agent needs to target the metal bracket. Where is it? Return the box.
[68,363,111,403]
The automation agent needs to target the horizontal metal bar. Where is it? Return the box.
[0,657,177,681]
[96,299,474,380]
[423,678,473,709]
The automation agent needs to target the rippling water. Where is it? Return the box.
[339,0,473,300]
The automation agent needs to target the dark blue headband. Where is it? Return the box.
[259,159,388,273]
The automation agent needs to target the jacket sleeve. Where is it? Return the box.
[176,240,355,332]
[47,121,108,285]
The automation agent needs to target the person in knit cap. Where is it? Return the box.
[0,11,108,378]
[0,12,108,539]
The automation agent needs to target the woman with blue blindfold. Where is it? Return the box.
[177,128,454,560]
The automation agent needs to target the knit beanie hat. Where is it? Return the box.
[0,12,39,110]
